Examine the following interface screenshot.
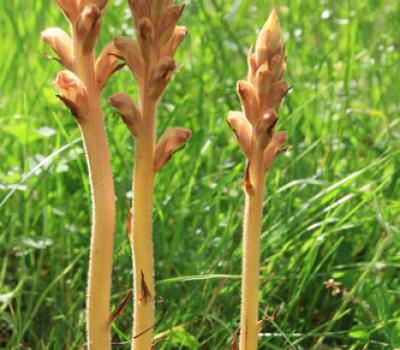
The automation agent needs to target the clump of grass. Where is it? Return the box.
[41,0,121,348]
[227,9,289,350]
[109,1,191,349]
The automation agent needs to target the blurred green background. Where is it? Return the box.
[1,0,399,349]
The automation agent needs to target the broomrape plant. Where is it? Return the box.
[40,1,287,349]
[109,1,191,349]
[41,0,121,348]
[227,10,289,350]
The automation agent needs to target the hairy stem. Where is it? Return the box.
[240,149,265,350]
[76,50,115,350]
[131,93,156,350]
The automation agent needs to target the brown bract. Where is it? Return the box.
[154,127,192,172]
[109,93,142,137]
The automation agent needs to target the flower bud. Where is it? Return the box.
[154,127,192,172]
[161,26,187,57]
[55,0,78,22]
[137,17,155,62]
[151,0,169,21]
[263,131,288,172]
[109,93,142,137]
[113,36,144,81]
[156,5,185,45]
[268,81,289,111]
[237,81,259,125]
[54,71,89,121]
[255,62,273,97]
[95,42,125,90]
[149,56,176,99]
[254,111,277,150]
[76,3,102,54]
[256,9,282,66]
[41,28,74,71]
[129,0,151,24]
[268,54,284,80]
[247,53,258,84]
[227,111,252,158]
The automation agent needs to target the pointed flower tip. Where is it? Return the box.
[266,9,281,33]
[269,9,279,22]
[256,9,283,65]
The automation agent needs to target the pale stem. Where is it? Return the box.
[240,149,265,350]
[131,93,156,350]
[75,49,115,350]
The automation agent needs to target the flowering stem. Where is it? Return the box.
[131,91,157,350]
[108,3,190,349]
[240,151,265,350]
[74,43,115,350]
[226,9,289,350]
[42,2,121,348]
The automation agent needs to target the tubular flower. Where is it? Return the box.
[41,28,74,71]
[54,71,89,120]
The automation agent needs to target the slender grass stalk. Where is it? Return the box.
[41,1,121,348]
[227,10,289,350]
[109,2,191,349]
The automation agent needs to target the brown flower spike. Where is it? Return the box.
[227,10,289,350]
[42,1,119,349]
[109,1,191,349]
[228,10,288,180]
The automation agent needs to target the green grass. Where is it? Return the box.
[1,0,399,349]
